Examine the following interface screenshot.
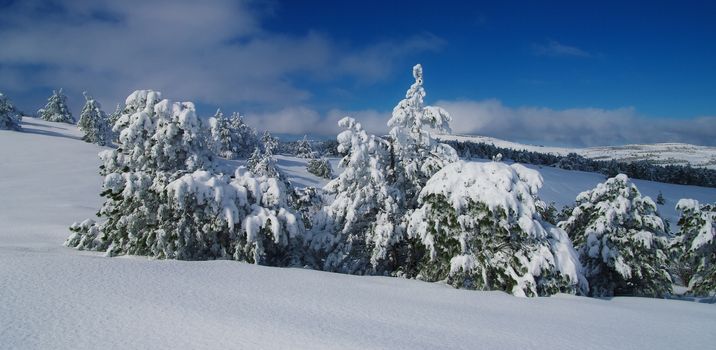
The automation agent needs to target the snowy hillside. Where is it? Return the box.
[438,134,716,169]
[2,118,716,350]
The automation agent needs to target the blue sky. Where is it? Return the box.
[1,0,714,146]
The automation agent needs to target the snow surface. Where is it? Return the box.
[438,134,716,169]
[2,118,716,350]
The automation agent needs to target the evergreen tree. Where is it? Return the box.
[313,64,458,275]
[674,199,716,295]
[306,157,333,179]
[261,130,278,156]
[558,174,672,297]
[656,191,666,205]
[112,90,162,141]
[387,63,458,208]
[209,109,235,158]
[246,147,262,171]
[311,117,399,274]
[77,92,111,146]
[0,92,22,130]
[296,135,315,158]
[66,91,301,264]
[229,112,259,158]
[408,161,587,296]
[39,89,74,123]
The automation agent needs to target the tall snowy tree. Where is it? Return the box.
[261,130,278,156]
[387,63,458,207]
[674,199,716,295]
[558,174,672,297]
[66,91,301,265]
[39,89,74,123]
[0,92,22,130]
[313,64,458,275]
[209,109,235,158]
[77,92,111,146]
[311,117,401,274]
[407,161,587,296]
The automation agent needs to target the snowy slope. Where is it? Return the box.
[1,118,716,350]
[438,134,716,169]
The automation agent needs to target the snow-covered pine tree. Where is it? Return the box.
[39,89,74,123]
[209,109,235,158]
[674,199,716,295]
[77,92,111,146]
[311,117,401,274]
[111,90,162,141]
[261,130,278,156]
[0,92,22,130]
[66,91,301,265]
[229,112,258,158]
[407,161,587,296]
[313,64,458,275]
[558,174,672,297]
[107,104,123,126]
[387,63,458,208]
[306,157,333,179]
[246,147,262,171]
[296,135,315,158]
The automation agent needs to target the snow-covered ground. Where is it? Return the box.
[1,118,715,350]
[438,134,716,169]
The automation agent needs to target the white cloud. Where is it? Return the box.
[0,0,442,110]
[437,99,716,147]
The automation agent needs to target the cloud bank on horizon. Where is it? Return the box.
[1,0,714,147]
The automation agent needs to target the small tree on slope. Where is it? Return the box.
[673,199,716,295]
[306,157,333,179]
[407,161,587,296]
[0,92,22,130]
[77,92,111,146]
[558,174,672,297]
[39,89,74,123]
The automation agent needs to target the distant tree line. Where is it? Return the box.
[444,140,716,188]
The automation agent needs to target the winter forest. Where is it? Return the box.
[3,64,714,301]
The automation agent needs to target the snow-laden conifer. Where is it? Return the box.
[296,135,315,158]
[306,157,333,179]
[387,63,458,206]
[261,130,278,156]
[558,174,672,297]
[77,92,111,146]
[674,199,716,295]
[209,109,234,158]
[313,64,458,274]
[407,161,587,296]
[209,110,258,159]
[66,91,301,264]
[311,117,400,274]
[39,89,74,123]
[0,92,22,130]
